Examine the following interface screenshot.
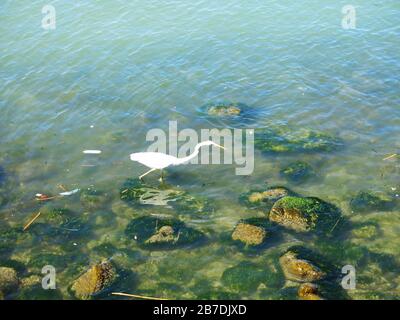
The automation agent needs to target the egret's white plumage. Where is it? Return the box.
[130,141,225,181]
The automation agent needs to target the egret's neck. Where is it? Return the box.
[174,142,212,165]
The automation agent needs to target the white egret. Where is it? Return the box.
[130,140,226,181]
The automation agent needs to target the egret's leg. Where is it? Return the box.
[139,168,157,180]
[159,169,165,182]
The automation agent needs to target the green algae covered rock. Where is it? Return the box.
[350,191,395,213]
[125,216,205,249]
[80,188,109,211]
[280,161,316,183]
[71,261,116,300]
[255,128,343,154]
[120,179,213,215]
[279,250,326,283]
[269,196,340,233]
[239,186,293,209]
[220,262,267,293]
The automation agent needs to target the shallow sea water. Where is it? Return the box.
[1,1,400,299]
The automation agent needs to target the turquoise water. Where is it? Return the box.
[1,1,400,299]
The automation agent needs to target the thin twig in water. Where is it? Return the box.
[111,292,168,300]
[383,154,398,161]
[23,212,41,231]
[329,216,342,234]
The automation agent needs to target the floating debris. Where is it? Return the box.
[59,189,80,196]
[83,150,102,154]
[35,194,59,201]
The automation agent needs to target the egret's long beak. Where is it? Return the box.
[215,143,226,150]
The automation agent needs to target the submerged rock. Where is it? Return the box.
[231,218,272,246]
[120,179,213,215]
[145,226,176,245]
[279,250,326,283]
[125,216,205,249]
[80,188,109,211]
[239,186,292,209]
[0,267,19,294]
[42,207,75,224]
[0,166,5,186]
[255,128,343,154]
[71,261,116,300]
[0,226,22,257]
[232,223,266,246]
[280,161,316,183]
[204,103,244,117]
[0,193,6,208]
[298,283,323,300]
[220,262,267,293]
[351,224,379,239]
[350,191,395,213]
[20,275,41,288]
[269,196,340,233]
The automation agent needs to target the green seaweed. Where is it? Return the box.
[221,261,272,293]
[350,191,396,213]
[80,188,109,211]
[280,161,316,183]
[255,128,343,154]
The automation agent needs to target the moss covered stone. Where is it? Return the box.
[125,216,205,249]
[239,186,292,209]
[71,261,116,300]
[120,179,213,215]
[350,191,395,213]
[255,128,343,154]
[0,267,19,294]
[269,196,340,233]
[280,161,316,183]
[279,250,326,283]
